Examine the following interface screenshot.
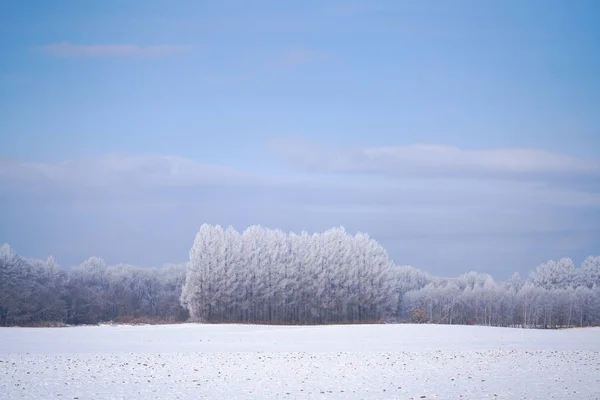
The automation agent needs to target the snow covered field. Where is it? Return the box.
[1,324,599,399]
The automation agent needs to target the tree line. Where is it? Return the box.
[0,244,188,326]
[1,225,599,328]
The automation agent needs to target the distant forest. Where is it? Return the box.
[1,224,599,328]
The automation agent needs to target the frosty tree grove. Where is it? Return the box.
[1,224,599,328]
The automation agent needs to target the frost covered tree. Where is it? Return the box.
[578,256,600,289]
[0,244,66,326]
[529,258,577,290]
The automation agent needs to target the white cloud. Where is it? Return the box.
[0,154,251,188]
[270,139,600,179]
[2,151,598,209]
[42,42,193,58]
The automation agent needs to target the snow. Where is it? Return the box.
[1,324,599,399]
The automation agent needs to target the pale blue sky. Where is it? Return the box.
[1,1,599,278]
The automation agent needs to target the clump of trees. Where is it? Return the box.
[180,225,394,324]
[1,225,599,328]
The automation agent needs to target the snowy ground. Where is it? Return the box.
[1,323,599,399]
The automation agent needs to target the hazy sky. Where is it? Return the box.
[1,0,599,279]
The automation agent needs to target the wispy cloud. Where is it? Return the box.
[272,48,328,67]
[42,42,193,58]
[3,148,596,210]
[0,154,251,188]
[269,139,600,180]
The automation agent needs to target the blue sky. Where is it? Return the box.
[1,0,599,278]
